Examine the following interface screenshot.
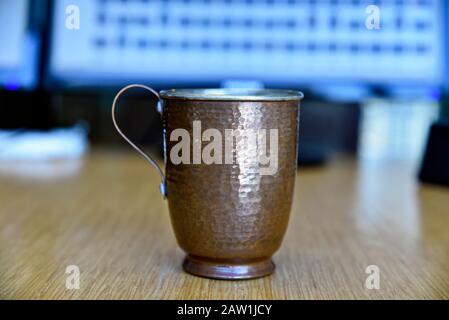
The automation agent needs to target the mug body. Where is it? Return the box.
[160,89,301,279]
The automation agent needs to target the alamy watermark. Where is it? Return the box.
[65,265,80,290]
[365,265,380,290]
[65,4,80,30]
[365,5,381,30]
[170,121,279,176]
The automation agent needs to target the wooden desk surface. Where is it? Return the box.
[0,150,448,299]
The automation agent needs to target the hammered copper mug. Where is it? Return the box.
[112,85,303,279]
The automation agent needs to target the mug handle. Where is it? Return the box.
[111,84,167,199]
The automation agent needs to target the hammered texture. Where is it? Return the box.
[164,99,300,261]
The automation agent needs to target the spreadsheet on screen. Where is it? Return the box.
[49,0,445,86]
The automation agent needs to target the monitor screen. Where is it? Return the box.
[0,0,40,90]
[48,0,446,88]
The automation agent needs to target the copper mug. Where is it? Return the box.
[112,85,303,279]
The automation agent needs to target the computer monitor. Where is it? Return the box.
[0,0,40,90]
[48,0,446,89]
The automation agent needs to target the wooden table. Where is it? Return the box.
[0,150,448,299]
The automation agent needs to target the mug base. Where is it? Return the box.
[182,255,275,280]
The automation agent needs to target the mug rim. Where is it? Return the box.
[159,88,304,101]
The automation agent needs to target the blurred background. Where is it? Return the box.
[1,0,448,184]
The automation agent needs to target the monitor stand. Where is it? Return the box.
[298,98,361,167]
